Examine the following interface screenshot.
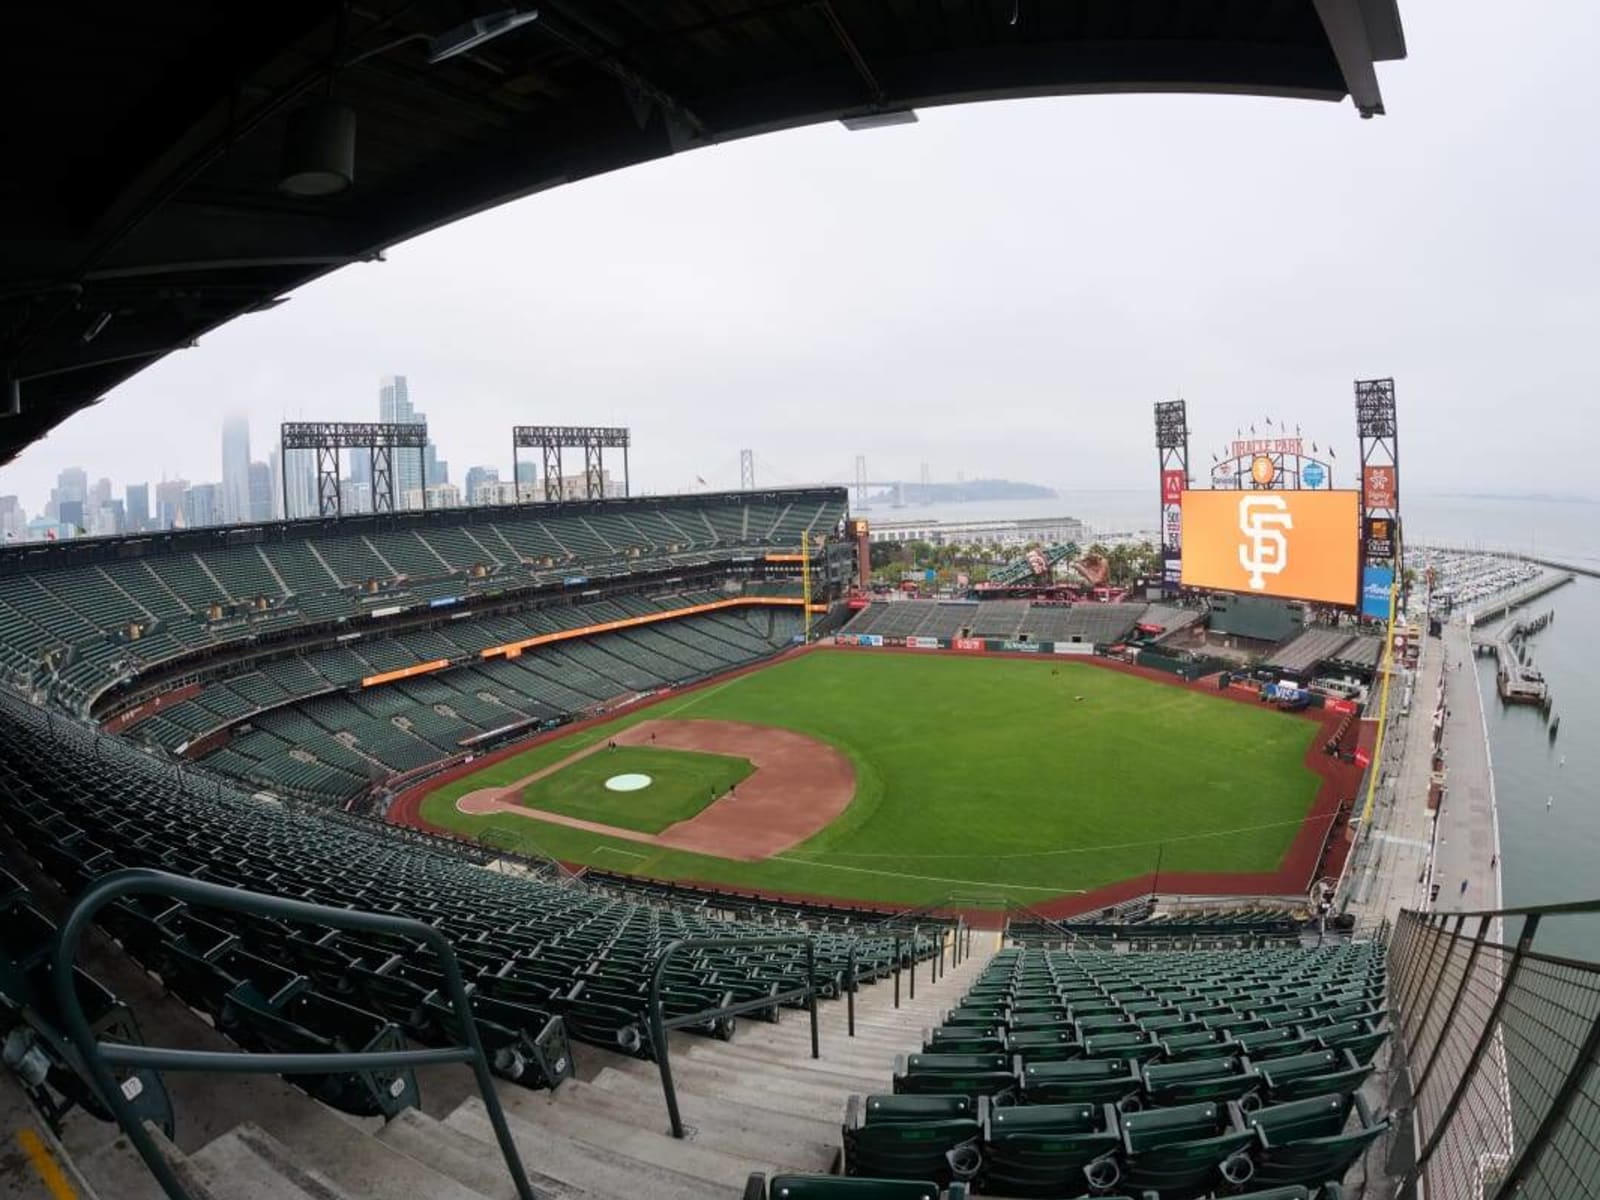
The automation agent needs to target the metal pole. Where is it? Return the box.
[806,940,819,1059]
[650,940,686,1139]
[893,935,901,1008]
[280,441,289,522]
[910,926,918,1000]
[623,443,630,498]
[846,941,856,1037]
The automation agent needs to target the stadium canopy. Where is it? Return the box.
[0,1,1405,466]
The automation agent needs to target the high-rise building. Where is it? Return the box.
[58,499,85,533]
[282,450,317,519]
[464,466,499,506]
[378,375,438,510]
[154,479,189,530]
[94,499,126,538]
[183,483,220,529]
[88,477,112,517]
[247,461,274,523]
[48,466,87,522]
[125,483,149,532]
[221,415,251,525]
[0,495,24,541]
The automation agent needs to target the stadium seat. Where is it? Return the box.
[748,1173,969,1200]
[1247,1093,1390,1188]
[979,1100,1123,1197]
[843,1094,982,1184]
[1257,1050,1372,1103]
[893,1054,1018,1100]
[1019,1058,1141,1106]
[1119,1100,1257,1195]
[1142,1056,1264,1107]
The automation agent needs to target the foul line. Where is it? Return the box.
[778,811,1340,863]
[767,855,1073,893]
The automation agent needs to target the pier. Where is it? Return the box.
[1467,569,1574,627]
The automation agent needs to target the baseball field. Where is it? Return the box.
[411,650,1330,908]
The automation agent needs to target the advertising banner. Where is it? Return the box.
[1363,465,1397,509]
[881,636,906,647]
[907,636,941,649]
[1326,698,1358,715]
[1360,565,1395,620]
[997,640,1040,653]
[1354,746,1372,768]
[836,634,859,647]
[1161,469,1186,506]
[1301,461,1327,489]
[1052,642,1096,655]
[1179,489,1361,607]
[1163,556,1182,585]
[953,637,984,652]
[1163,506,1182,552]
[1364,516,1396,560]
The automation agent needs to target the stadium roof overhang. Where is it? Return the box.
[0,1,1405,467]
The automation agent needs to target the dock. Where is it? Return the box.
[1467,570,1574,627]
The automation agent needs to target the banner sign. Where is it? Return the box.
[997,640,1040,653]
[907,636,941,649]
[1231,436,1304,458]
[1163,556,1182,585]
[1052,642,1095,655]
[1161,469,1186,505]
[953,637,984,652]
[1363,465,1397,509]
[882,636,906,647]
[1163,506,1182,551]
[1360,565,1395,620]
[1326,698,1358,715]
[1354,746,1372,768]
[429,595,463,609]
[1364,516,1396,560]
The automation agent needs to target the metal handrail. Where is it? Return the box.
[1003,898,1087,949]
[647,935,819,1139]
[50,868,539,1200]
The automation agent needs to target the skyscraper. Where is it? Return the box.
[247,462,274,523]
[154,479,188,530]
[221,415,251,525]
[183,483,220,529]
[378,375,437,509]
[125,483,149,532]
[464,466,499,506]
[48,467,87,522]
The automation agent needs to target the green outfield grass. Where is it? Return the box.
[517,745,753,834]
[420,651,1323,906]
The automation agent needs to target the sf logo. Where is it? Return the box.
[1239,495,1293,590]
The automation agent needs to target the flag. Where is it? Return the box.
[1312,441,1319,453]
[1265,415,1273,426]
[1329,446,1337,459]
[1295,424,1302,437]
[1250,423,1256,434]
[45,529,57,541]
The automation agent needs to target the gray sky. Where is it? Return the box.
[3,0,1596,509]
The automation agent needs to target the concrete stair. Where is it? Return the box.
[50,933,998,1199]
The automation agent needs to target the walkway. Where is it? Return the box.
[1430,618,1504,914]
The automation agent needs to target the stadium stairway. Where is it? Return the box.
[48,922,998,1200]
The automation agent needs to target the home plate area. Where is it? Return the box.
[454,718,854,862]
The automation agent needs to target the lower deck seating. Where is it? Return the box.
[845,945,1389,1199]
[0,692,933,1137]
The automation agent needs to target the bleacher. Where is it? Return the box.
[0,489,844,714]
[843,600,1146,647]
[846,944,1390,1197]
[0,690,934,1130]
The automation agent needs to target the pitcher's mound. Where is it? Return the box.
[604,773,653,792]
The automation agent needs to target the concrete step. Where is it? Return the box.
[674,1039,886,1091]
[589,1062,845,1126]
[73,1122,218,1200]
[580,1064,841,1148]
[524,1075,836,1170]
[188,1123,355,1200]
[375,1108,591,1200]
[444,1096,737,1200]
[265,1102,492,1200]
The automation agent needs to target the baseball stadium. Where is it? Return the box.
[1,7,1591,1200]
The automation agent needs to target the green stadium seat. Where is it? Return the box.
[1020,1058,1141,1106]
[1248,1093,1389,1188]
[750,1173,969,1200]
[1119,1100,1257,1195]
[1142,1055,1264,1107]
[893,1054,1018,1100]
[843,1094,982,1184]
[980,1100,1123,1197]
[1257,1050,1372,1103]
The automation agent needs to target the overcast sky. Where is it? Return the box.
[3,0,1596,511]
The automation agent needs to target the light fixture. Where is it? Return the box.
[81,311,113,344]
[428,9,540,64]
[2,371,18,418]
[840,108,919,132]
[279,101,357,197]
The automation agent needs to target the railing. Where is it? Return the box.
[648,935,821,1139]
[1388,898,1600,1199]
[51,868,539,1200]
